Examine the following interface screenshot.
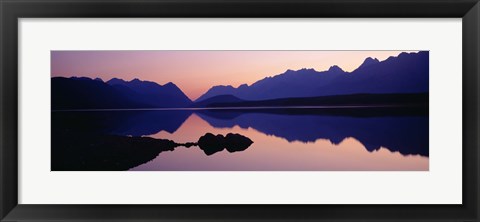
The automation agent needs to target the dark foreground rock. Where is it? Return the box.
[52,134,181,171]
[52,132,253,171]
[197,133,254,155]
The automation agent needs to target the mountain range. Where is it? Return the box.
[52,51,428,109]
[52,77,191,110]
[106,78,191,107]
[196,51,428,102]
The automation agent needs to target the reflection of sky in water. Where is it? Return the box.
[130,114,428,171]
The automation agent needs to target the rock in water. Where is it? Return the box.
[197,133,253,155]
[224,133,254,153]
[197,133,226,155]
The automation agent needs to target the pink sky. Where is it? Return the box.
[51,50,412,100]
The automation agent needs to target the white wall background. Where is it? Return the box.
[18,18,462,204]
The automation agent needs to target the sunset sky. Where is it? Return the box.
[51,50,412,100]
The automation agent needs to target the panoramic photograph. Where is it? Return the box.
[51,50,429,171]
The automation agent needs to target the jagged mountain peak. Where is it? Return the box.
[106,77,128,85]
[328,65,345,72]
[357,57,380,69]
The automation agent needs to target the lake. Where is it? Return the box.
[51,107,429,171]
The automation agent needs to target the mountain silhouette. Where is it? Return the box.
[357,57,380,69]
[52,77,192,110]
[195,93,428,108]
[53,52,428,109]
[52,77,148,110]
[192,94,246,107]
[196,51,429,102]
[106,78,192,108]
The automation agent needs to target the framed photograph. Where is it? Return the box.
[1,0,479,221]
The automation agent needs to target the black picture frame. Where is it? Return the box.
[1,0,479,221]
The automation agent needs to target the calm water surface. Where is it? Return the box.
[52,108,429,171]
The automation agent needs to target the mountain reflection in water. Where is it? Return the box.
[51,107,429,171]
